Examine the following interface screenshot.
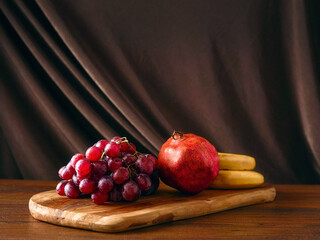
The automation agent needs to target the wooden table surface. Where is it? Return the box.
[1,179,319,239]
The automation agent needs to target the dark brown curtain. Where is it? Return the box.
[1,0,319,183]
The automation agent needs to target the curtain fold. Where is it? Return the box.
[1,0,319,183]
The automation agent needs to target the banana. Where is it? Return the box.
[208,170,264,189]
[218,153,256,170]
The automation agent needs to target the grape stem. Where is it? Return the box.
[117,137,144,158]
[100,151,105,160]
[115,137,127,144]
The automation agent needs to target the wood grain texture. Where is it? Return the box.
[1,180,320,239]
[29,182,276,232]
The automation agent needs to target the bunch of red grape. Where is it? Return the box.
[56,137,160,204]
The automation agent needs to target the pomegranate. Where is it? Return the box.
[158,131,219,194]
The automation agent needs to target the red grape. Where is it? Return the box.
[127,142,136,154]
[94,139,109,151]
[77,172,91,181]
[59,164,75,180]
[142,172,160,196]
[145,154,158,169]
[107,158,123,172]
[58,166,66,179]
[119,142,129,152]
[123,154,137,166]
[91,190,108,205]
[112,137,129,152]
[56,180,68,196]
[86,146,102,161]
[75,158,92,176]
[66,163,76,178]
[79,178,96,194]
[112,167,130,185]
[121,181,140,201]
[108,187,122,202]
[72,174,80,186]
[117,151,127,158]
[105,142,120,157]
[70,153,85,168]
[135,157,154,175]
[111,136,121,142]
[64,182,80,198]
[91,161,108,177]
[135,173,151,191]
[98,176,114,193]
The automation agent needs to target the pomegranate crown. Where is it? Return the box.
[171,130,184,140]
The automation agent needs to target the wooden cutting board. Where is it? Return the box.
[29,182,276,233]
